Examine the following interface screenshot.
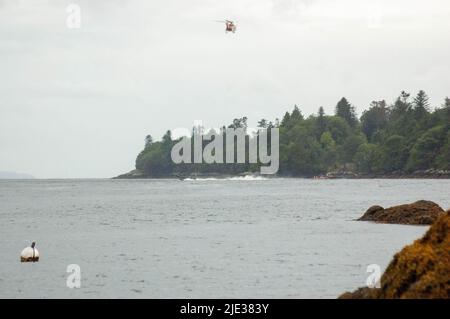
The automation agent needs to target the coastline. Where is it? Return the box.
[113,169,450,179]
[340,209,449,299]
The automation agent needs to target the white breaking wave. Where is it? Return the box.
[229,175,268,181]
[183,175,268,181]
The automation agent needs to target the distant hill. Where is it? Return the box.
[0,171,35,179]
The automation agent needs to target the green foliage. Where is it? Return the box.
[413,90,430,114]
[354,143,383,173]
[144,134,153,147]
[361,101,387,141]
[434,133,450,170]
[257,119,268,128]
[320,131,338,169]
[406,125,448,171]
[136,142,173,177]
[338,134,367,165]
[380,135,408,172]
[335,97,358,128]
[134,91,449,177]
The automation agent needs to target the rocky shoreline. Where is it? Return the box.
[340,200,449,299]
[340,209,450,299]
[114,168,450,179]
[319,168,450,179]
[113,170,263,180]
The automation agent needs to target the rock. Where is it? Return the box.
[340,210,450,299]
[359,205,384,219]
[358,200,444,225]
[114,169,145,179]
[325,170,359,179]
[339,288,373,299]
[410,169,450,178]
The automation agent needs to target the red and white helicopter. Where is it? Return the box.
[215,20,237,33]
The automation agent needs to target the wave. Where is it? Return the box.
[183,175,268,181]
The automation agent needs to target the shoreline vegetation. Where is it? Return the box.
[117,91,450,179]
[114,168,450,179]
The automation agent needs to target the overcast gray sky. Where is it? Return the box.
[1,0,449,178]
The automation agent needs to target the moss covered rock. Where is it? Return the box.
[358,200,444,225]
[340,210,450,299]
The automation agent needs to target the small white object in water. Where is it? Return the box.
[20,242,39,262]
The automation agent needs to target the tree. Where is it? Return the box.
[281,112,291,127]
[320,131,335,148]
[386,92,419,139]
[145,135,153,147]
[162,130,172,144]
[318,106,325,118]
[257,119,268,128]
[317,106,326,135]
[413,90,430,111]
[280,106,303,130]
[406,125,447,171]
[338,134,366,165]
[325,116,352,144]
[335,97,357,128]
[281,134,325,176]
[444,97,450,109]
[412,90,430,122]
[442,97,450,123]
[380,135,408,172]
[291,105,304,122]
[132,92,450,178]
[320,131,337,169]
[389,92,412,121]
[361,100,387,141]
[434,132,450,170]
[354,143,382,173]
[136,141,174,177]
[229,117,248,130]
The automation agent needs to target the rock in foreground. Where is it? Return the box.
[358,200,444,225]
[340,210,450,299]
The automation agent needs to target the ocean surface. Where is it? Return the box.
[0,178,449,298]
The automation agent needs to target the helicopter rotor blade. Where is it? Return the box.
[212,20,237,24]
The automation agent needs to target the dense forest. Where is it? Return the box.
[129,91,450,178]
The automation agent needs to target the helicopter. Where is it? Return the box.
[215,20,236,33]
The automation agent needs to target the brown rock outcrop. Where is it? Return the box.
[340,210,450,299]
[358,200,444,225]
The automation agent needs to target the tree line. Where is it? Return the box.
[135,91,450,177]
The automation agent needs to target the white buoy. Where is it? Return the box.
[20,242,39,262]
